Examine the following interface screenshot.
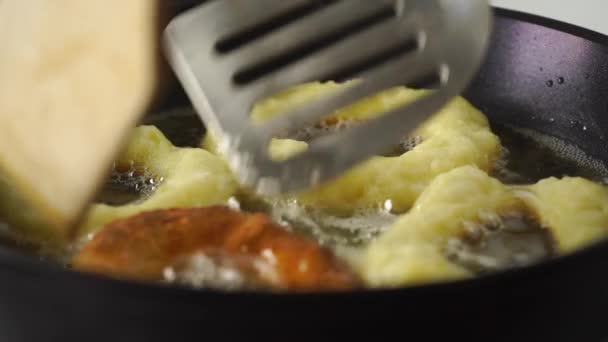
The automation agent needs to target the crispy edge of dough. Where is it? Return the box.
[74,206,360,291]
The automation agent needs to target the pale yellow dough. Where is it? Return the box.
[75,83,608,288]
[204,82,502,214]
[362,166,608,287]
[519,177,608,253]
[78,126,237,235]
[362,166,517,287]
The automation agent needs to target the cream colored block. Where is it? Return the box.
[0,0,165,239]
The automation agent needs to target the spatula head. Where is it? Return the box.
[0,0,168,240]
[165,0,492,195]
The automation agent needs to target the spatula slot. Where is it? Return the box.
[231,6,395,86]
[321,39,418,82]
[215,0,339,54]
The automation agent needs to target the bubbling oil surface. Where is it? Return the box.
[96,165,160,206]
[86,109,608,276]
[241,125,608,274]
[492,125,608,185]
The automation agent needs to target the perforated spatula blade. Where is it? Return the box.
[165,0,491,195]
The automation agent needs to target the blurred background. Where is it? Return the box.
[491,0,608,34]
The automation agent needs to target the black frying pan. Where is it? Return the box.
[1,7,608,342]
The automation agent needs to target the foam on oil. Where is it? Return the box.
[492,125,608,184]
[8,107,607,280]
[96,164,161,206]
[241,124,608,274]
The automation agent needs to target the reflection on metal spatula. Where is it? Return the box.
[165,0,492,194]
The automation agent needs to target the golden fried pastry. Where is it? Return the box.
[362,166,517,287]
[519,177,608,253]
[203,82,501,214]
[295,92,501,213]
[361,165,608,287]
[78,126,237,235]
[73,206,360,291]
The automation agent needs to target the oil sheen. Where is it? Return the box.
[84,109,608,275]
[1,97,606,289]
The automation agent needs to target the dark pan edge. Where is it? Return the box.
[493,7,608,45]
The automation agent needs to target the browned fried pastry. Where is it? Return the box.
[73,206,360,291]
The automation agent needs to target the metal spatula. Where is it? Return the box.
[164,0,491,195]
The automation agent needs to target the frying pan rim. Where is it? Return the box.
[1,7,608,299]
[492,7,608,44]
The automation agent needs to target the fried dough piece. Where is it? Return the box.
[78,126,238,235]
[519,177,608,253]
[362,166,608,287]
[362,166,518,287]
[74,207,360,291]
[203,83,501,214]
[295,91,500,214]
